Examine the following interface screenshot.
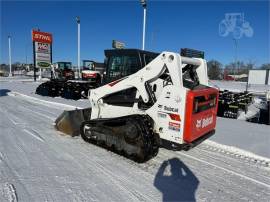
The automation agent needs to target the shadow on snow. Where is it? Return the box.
[154,157,199,202]
[0,89,11,97]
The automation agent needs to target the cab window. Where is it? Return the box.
[144,55,156,65]
[108,55,139,79]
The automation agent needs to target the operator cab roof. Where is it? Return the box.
[104,49,159,57]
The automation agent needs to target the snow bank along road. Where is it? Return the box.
[0,90,270,201]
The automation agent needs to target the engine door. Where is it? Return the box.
[183,87,219,143]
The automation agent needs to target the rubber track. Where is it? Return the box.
[80,114,159,163]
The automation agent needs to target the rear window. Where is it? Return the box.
[182,65,200,89]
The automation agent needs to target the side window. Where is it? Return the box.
[108,56,139,79]
[144,54,156,65]
[123,56,139,75]
[182,64,200,89]
[108,56,122,78]
[102,87,137,107]
[59,63,65,69]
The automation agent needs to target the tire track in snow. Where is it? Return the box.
[201,141,270,167]
[157,147,270,191]
[176,151,270,189]
[23,129,45,143]
[200,145,270,168]
[147,150,269,201]
[0,152,3,163]
[13,97,61,118]
[1,103,46,144]
[18,105,55,121]
[122,146,270,200]
[3,110,25,126]
[1,183,18,202]
[17,98,60,116]
[68,143,158,201]
[193,146,270,183]
[2,109,114,201]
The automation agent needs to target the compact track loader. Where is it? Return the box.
[55,49,219,162]
[36,62,95,99]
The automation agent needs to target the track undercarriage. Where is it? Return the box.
[36,80,95,100]
[80,114,160,162]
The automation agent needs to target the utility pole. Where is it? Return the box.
[25,44,28,65]
[76,16,81,78]
[140,0,147,50]
[8,35,12,77]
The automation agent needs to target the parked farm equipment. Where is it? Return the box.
[217,90,253,119]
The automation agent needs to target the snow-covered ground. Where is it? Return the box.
[0,77,89,108]
[210,80,270,94]
[1,77,270,201]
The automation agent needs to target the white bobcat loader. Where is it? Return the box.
[55,50,219,162]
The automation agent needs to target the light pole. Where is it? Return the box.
[25,44,28,65]
[8,35,12,77]
[140,0,147,50]
[76,16,81,78]
[233,38,238,81]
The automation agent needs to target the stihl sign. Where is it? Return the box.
[32,30,53,69]
[32,30,52,44]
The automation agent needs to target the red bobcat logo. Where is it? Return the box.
[196,115,213,129]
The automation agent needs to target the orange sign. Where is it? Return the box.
[32,30,53,44]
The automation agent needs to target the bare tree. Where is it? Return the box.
[207,60,222,80]
[260,63,270,70]
[246,59,256,70]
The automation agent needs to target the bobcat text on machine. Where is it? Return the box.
[56,49,219,162]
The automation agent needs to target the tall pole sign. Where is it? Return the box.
[32,30,53,81]
[8,36,12,77]
[76,16,81,79]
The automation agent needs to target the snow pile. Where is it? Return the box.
[238,96,268,120]
[7,91,81,110]
[204,140,270,166]
[238,103,260,120]
[210,80,270,93]
[253,96,268,110]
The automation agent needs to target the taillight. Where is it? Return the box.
[194,100,198,113]
[210,98,216,107]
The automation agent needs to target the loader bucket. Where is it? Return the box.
[55,108,92,136]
